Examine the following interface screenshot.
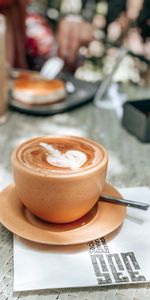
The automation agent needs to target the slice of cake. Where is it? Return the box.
[12,78,66,105]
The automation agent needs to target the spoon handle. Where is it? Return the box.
[100,195,149,210]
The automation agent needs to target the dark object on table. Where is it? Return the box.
[8,73,99,116]
[122,99,150,142]
[100,194,149,210]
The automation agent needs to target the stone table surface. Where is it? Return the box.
[0,84,150,299]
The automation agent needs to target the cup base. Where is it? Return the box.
[0,182,126,245]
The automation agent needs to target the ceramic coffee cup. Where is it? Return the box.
[12,135,108,223]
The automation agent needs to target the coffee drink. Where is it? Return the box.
[12,136,108,223]
[17,136,103,174]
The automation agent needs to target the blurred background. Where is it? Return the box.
[0,0,149,87]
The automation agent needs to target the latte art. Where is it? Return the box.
[40,142,87,170]
[16,136,103,174]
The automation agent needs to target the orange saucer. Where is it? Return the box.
[0,183,126,245]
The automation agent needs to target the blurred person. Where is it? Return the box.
[0,0,94,70]
[26,12,55,70]
[0,0,29,68]
[57,16,93,66]
[57,0,150,67]
[107,0,150,56]
[107,0,144,39]
[50,0,96,67]
[1,0,149,70]
[26,10,94,70]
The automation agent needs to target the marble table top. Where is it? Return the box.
[0,84,150,299]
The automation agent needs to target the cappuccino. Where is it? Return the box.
[16,136,103,174]
[12,136,108,223]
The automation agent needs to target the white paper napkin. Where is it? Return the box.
[13,187,150,291]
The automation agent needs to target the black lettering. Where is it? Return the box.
[121,252,146,282]
[90,254,112,284]
[107,254,129,283]
[88,237,110,254]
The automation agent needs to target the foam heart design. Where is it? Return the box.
[40,142,87,170]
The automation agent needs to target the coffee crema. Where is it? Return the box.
[16,136,103,174]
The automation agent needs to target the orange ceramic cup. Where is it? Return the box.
[12,135,108,223]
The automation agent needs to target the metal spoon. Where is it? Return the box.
[100,194,149,210]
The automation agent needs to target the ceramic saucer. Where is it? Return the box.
[0,183,126,245]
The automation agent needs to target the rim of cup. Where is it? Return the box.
[12,135,108,179]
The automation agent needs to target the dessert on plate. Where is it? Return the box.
[12,76,66,106]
